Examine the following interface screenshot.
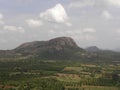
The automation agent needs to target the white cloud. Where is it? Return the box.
[65,28,96,41]
[69,0,120,8]
[0,13,3,19]
[0,39,7,43]
[40,3,71,26]
[84,34,96,41]
[0,13,4,25]
[105,0,120,7]
[65,28,96,35]
[65,28,96,36]
[74,34,96,41]
[69,0,95,8]
[117,29,120,34]
[102,10,112,19]
[83,28,96,33]
[0,21,4,25]
[66,30,82,35]
[66,22,72,27]
[3,25,25,33]
[49,30,56,34]
[26,19,43,28]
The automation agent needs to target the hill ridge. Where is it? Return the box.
[0,37,84,59]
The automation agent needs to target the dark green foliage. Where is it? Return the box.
[0,37,120,90]
[17,78,64,90]
[0,59,119,90]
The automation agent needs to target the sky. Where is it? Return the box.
[0,0,120,50]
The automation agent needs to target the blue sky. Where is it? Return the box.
[0,0,120,50]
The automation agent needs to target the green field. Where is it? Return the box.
[65,86,119,90]
[0,59,120,90]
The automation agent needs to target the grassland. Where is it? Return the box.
[0,59,119,90]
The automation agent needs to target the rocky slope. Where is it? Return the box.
[0,37,120,61]
[12,37,84,59]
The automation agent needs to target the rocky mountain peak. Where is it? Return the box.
[12,37,82,59]
[86,46,100,52]
[48,37,78,48]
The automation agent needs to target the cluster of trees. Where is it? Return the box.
[16,78,64,90]
[0,59,120,90]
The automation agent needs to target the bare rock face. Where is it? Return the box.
[13,37,83,59]
[48,37,79,51]
[0,37,85,59]
[49,37,78,48]
[14,37,79,52]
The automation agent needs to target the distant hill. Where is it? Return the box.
[113,48,120,52]
[0,37,120,62]
[85,46,120,62]
[12,37,85,59]
[0,37,84,59]
[85,46,100,52]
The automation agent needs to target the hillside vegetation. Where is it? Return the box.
[0,37,120,90]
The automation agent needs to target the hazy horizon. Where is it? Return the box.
[0,0,120,50]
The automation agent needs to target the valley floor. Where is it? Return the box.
[0,59,120,90]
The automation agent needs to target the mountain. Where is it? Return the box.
[12,37,85,59]
[85,46,100,52]
[0,37,120,62]
[84,46,120,62]
[0,50,14,58]
[113,48,120,52]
